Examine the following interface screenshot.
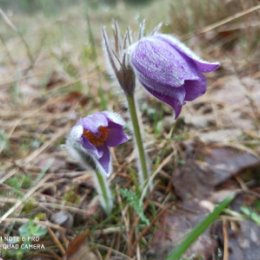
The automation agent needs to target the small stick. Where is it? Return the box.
[222,220,229,260]
[48,227,66,256]
[184,4,260,39]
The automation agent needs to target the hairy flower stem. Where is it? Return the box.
[94,169,113,214]
[126,94,151,191]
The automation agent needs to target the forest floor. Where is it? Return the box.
[0,0,260,259]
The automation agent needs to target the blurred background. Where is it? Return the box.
[0,0,258,69]
[0,0,258,101]
[0,1,259,259]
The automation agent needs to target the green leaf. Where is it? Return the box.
[5,174,32,190]
[120,188,150,225]
[166,196,234,260]
[240,207,260,225]
[19,220,47,238]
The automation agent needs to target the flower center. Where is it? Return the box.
[83,126,109,147]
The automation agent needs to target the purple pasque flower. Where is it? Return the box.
[67,111,128,177]
[130,33,220,118]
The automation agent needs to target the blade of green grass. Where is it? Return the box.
[240,206,260,225]
[166,196,234,260]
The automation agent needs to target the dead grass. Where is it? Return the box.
[0,0,259,259]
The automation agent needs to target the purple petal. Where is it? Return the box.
[106,124,129,147]
[78,113,108,134]
[144,85,186,118]
[183,74,207,101]
[81,137,103,158]
[97,146,111,176]
[138,73,188,99]
[131,37,200,88]
[155,34,220,73]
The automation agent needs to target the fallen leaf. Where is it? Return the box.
[219,220,260,260]
[173,142,260,200]
[208,75,260,130]
[199,145,259,186]
[65,232,98,260]
[211,76,259,106]
[147,201,216,260]
[173,159,210,200]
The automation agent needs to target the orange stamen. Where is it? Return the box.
[83,126,109,146]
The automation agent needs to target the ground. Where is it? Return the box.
[0,0,259,260]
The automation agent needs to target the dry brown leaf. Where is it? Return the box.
[147,201,216,260]
[65,232,98,260]
[173,142,260,200]
[216,220,260,260]
[208,75,260,130]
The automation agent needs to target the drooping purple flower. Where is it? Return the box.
[130,34,220,118]
[67,111,129,177]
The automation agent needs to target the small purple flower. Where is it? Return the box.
[67,111,128,176]
[130,34,220,118]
